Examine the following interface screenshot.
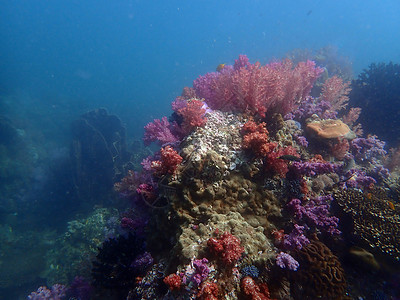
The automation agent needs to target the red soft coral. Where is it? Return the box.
[163,273,182,291]
[151,146,183,175]
[241,276,275,300]
[178,98,207,133]
[207,231,244,265]
[196,281,219,300]
[265,146,299,178]
[242,120,277,157]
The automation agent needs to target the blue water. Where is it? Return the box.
[2,1,400,138]
[1,1,400,299]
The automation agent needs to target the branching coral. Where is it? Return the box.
[334,188,400,261]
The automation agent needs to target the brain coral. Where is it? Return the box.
[291,239,347,299]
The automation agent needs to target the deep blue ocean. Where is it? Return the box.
[1,1,400,299]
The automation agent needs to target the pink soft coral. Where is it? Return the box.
[194,55,323,117]
[143,117,181,146]
[320,75,351,112]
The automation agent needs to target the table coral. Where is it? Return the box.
[306,118,354,139]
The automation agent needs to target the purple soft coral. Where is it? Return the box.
[191,258,210,286]
[276,252,300,271]
[350,135,387,163]
[143,117,181,146]
[287,196,340,235]
[28,284,67,300]
[282,224,310,250]
[291,160,340,177]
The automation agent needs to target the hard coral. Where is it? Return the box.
[291,239,347,299]
[207,231,244,265]
[306,119,353,139]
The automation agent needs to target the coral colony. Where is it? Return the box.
[29,55,400,299]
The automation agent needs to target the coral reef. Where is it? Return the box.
[35,54,400,299]
[173,212,274,264]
